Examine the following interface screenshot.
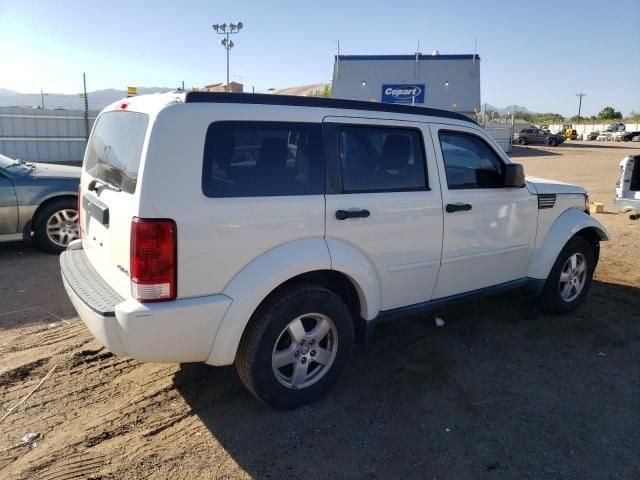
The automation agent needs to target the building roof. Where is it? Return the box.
[204,81,244,89]
[336,54,479,61]
[184,92,476,124]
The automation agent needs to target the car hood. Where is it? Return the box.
[29,162,81,179]
[525,176,586,195]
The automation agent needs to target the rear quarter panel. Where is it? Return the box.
[137,103,328,299]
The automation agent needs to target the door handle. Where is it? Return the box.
[336,209,370,220]
[446,203,472,213]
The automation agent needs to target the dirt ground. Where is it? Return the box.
[1,141,639,479]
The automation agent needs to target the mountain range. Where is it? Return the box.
[0,87,174,111]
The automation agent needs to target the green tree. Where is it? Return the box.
[597,106,623,120]
[308,84,332,98]
[529,112,565,124]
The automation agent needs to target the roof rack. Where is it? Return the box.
[183,92,476,124]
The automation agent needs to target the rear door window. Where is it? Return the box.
[335,125,427,192]
[202,121,323,197]
[85,111,149,194]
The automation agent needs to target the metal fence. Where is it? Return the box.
[483,123,513,153]
[0,107,99,163]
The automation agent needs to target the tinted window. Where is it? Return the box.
[337,126,427,192]
[202,122,323,197]
[439,131,505,189]
[85,111,149,194]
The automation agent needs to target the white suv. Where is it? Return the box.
[61,92,608,408]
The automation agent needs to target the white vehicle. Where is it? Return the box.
[615,155,640,218]
[60,92,608,408]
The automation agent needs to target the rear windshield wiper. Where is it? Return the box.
[88,178,122,192]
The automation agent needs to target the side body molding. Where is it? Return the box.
[206,238,331,366]
[527,208,609,280]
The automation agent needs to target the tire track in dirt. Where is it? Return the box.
[0,311,192,479]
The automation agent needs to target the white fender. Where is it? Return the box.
[206,238,331,366]
[325,238,381,321]
[527,208,609,280]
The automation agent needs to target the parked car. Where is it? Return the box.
[633,135,640,142]
[621,131,640,141]
[604,123,625,132]
[514,128,565,146]
[61,92,608,408]
[614,155,640,218]
[596,133,611,141]
[0,154,80,253]
[586,131,600,141]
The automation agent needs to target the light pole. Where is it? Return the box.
[212,22,243,92]
[576,93,586,125]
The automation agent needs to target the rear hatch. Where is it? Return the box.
[80,110,149,299]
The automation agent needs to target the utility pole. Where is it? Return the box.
[576,93,586,125]
[83,73,89,141]
[181,80,185,91]
[212,22,243,92]
[40,89,45,109]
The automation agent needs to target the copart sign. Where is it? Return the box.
[381,84,425,104]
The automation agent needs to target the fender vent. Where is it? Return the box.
[538,194,556,209]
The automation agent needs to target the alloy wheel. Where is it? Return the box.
[272,313,338,390]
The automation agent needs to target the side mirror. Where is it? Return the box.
[504,163,525,188]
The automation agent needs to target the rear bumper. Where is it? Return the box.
[60,248,232,363]
[614,197,639,213]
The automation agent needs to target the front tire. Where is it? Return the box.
[33,198,79,254]
[538,236,595,314]
[235,282,354,409]
[517,138,527,145]
[546,138,558,147]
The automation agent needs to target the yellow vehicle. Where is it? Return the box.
[565,128,578,140]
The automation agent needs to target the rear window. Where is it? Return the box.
[85,111,149,194]
[202,121,323,197]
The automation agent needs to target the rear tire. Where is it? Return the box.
[33,198,79,254]
[235,282,354,409]
[538,236,595,314]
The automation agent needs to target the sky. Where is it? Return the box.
[0,0,638,116]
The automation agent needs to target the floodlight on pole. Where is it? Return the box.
[212,21,243,91]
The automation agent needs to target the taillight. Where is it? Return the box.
[130,218,177,302]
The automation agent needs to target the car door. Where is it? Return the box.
[533,129,546,144]
[0,170,19,235]
[429,123,537,298]
[324,117,443,311]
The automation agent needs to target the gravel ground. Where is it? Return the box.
[1,141,639,479]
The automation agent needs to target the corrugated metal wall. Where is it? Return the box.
[483,123,514,153]
[0,107,99,163]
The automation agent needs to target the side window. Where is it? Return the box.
[202,121,323,197]
[337,125,427,192]
[439,131,505,190]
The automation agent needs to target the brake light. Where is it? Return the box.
[130,218,176,302]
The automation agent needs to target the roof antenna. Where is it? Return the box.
[415,41,420,79]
